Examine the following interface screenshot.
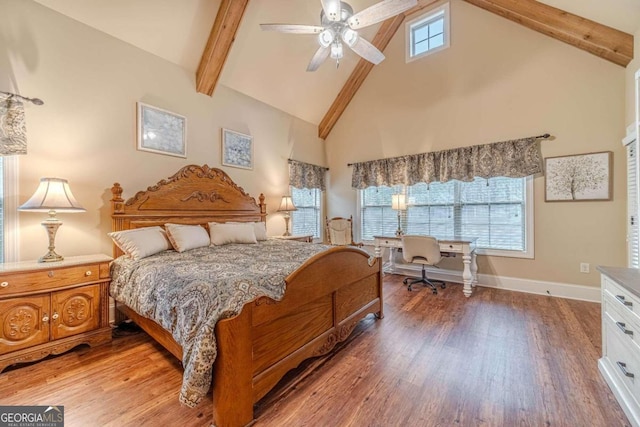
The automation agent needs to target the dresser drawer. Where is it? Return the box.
[604,311,640,402]
[603,275,640,326]
[604,293,640,354]
[0,264,100,296]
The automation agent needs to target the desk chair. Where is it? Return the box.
[326,216,362,247]
[401,235,446,293]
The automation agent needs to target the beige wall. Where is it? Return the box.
[625,28,640,127]
[325,0,628,287]
[0,0,325,261]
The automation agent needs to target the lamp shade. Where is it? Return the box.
[19,178,86,212]
[277,196,297,212]
[391,194,407,211]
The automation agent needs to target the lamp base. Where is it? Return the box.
[39,251,64,263]
[282,214,292,236]
[39,218,64,263]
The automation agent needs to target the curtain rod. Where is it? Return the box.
[288,158,329,171]
[0,91,44,105]
[346,133,551,167]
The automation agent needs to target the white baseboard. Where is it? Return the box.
[392,263,601,303]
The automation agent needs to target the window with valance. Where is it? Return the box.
[288,160,328,239]
[353,137,542,258]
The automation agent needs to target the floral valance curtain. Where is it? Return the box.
[289,159,329,190]
[351,137,542,189]
[0,95,27,156]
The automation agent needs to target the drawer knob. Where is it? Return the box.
[617,361,635,378]
[616,295,634,307]
[616,321,634,336]
[85,271,92,276]
[52,312,59,321]
[0,281,8,288]
[48,271,54,278]
[42,314,49,323]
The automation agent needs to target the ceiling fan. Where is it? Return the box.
[260,0,417,71]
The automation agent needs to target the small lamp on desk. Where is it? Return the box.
[19,177,86,262]
[391,194,407,237]
[277,195,297,236]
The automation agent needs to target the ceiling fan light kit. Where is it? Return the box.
[261,0,417,71]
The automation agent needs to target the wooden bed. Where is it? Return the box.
[109,164,383,427]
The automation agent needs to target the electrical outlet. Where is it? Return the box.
[580,263,590,273]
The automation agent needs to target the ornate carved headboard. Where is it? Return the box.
[110,164,266,257]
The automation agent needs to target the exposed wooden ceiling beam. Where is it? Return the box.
[196,0,250,96]
[318,1,440,140]
[463,0,633,68]
[318,0,633,140]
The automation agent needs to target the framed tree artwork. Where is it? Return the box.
[545,151,612,202]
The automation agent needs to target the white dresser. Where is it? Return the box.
[599,266,640,427]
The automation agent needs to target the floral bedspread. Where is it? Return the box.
[110,239,331,407]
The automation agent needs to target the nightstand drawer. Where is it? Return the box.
[0,264,100,296]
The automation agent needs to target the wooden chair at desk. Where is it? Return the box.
[401,235,446,294]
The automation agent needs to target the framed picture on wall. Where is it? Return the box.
[137,102,187,158]
[545,151,612,201]
[221,128,253,170]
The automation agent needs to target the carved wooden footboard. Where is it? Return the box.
[213,246,382,427]
[110,165,383,427]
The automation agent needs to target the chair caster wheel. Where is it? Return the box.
[403,278,409,284]
[441,283,446,289]
[432,290,438,294]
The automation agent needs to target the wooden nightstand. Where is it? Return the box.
[0,254,112,372]
[274,235,314,243]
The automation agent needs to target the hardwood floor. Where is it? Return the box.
[0,276,629,426]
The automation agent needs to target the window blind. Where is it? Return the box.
[628,140,639,268]
[361,177,526,252]
[291,187,321,238]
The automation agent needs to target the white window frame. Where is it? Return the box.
[358,176,534,259]
[290,186,322,240]
[405,2,450,63]
[3,156,19,262]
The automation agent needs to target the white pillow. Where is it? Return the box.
[165,223,210,252]
[108,226,172,260]
[208,223,257,246]
[227,221,267,241]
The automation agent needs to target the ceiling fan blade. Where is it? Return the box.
[260,24,324,34]
[349,37,385,65]
[307,46,331,72]
[348,0,417,29]
[321,0,342,22]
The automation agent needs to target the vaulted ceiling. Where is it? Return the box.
[33,0,640,139]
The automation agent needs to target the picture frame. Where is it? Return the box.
[137,102,187,158]
[221,128,253,170]
[545,151,612,202]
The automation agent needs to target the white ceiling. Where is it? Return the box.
[33,0,640,125]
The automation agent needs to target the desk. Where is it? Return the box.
[272,235,313,243]
[373,236,478,298]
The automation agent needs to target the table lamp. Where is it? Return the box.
[391,194,407,237]
[19,177,86,262]
[277,195,297,236]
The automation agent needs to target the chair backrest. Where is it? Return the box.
[401,235,442,266]
[326,216,355,246]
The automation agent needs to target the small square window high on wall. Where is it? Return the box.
[406,2,450,63]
